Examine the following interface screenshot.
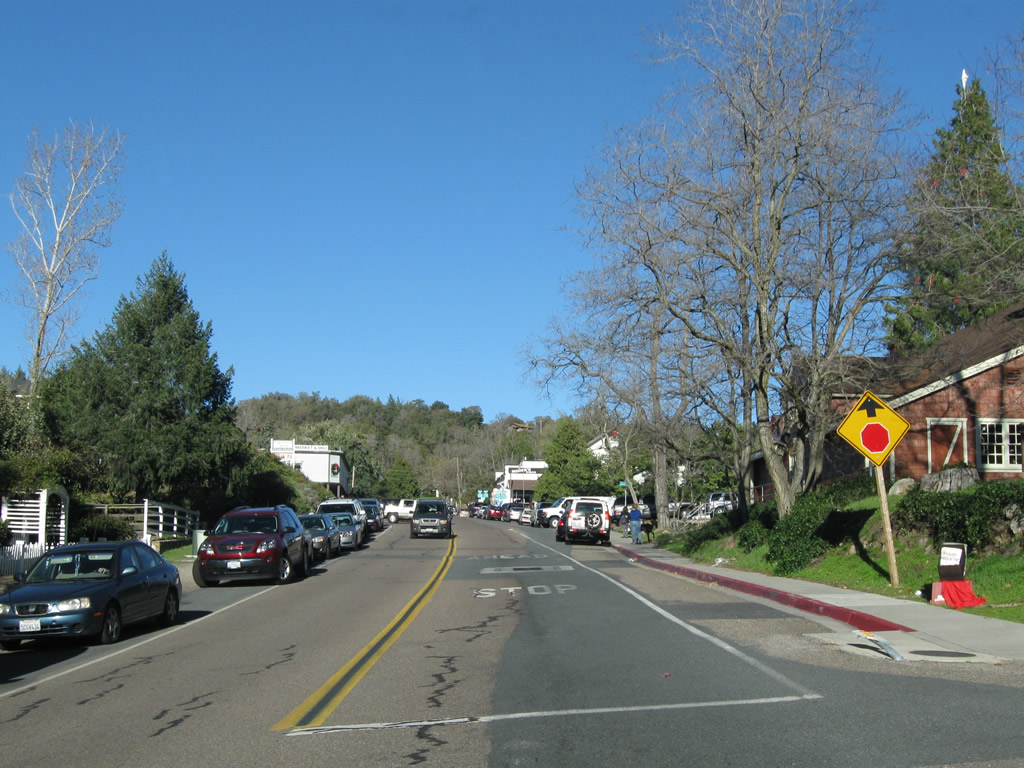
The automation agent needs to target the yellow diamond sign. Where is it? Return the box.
[836,390,910,466]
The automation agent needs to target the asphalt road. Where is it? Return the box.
[3,518,1024,768]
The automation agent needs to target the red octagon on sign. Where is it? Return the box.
[861,423,890,453]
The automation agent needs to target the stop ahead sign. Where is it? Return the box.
[836,390,910,466]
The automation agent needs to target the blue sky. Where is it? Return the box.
[1,1,1020,424]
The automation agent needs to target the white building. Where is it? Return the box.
[491,459,548,505]
[270,439,351,495]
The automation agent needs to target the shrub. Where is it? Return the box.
[676,513,733,555]
[0,519,12,547]
[737,518,770,552]
[891,479,1024,551]
[763,476,875,575]
[68,514,137,543]
[765,502,831,575]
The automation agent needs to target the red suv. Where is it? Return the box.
[193,506,311,587]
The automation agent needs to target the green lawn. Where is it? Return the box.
[661,498,1024,625]
[161,544,195,563]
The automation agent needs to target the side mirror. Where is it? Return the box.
[13,572,25,583]
[121,566,138,577]
[284,526,296,534]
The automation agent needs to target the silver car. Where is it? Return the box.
[326,512,362,551]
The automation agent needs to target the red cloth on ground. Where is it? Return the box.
[941,580,986,609]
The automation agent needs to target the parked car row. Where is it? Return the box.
[467,497,614,546]
[0,496,419,651]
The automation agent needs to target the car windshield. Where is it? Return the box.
[415,504,446,516]
[301,517,326,530]
[323,504,356,515]
[214,515,278,534]
[27,550,116,582]
[332,514,354,526]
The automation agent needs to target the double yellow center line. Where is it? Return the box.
[274,537,457,731]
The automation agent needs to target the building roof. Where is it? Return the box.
[874,302,1024,406]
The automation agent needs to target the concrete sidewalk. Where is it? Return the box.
[614,538,1024,664]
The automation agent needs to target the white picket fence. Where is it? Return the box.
[0,541,45,577]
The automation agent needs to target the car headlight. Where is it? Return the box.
[198,541,214,555]
[256,538,279,553]
[312,535,325,544]
[0,603,11,615]
[54,597,91,612]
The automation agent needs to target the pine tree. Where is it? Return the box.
[533,420,604,500]
[886,76,1024,354]
[41,254,248,506]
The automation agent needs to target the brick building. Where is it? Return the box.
[832,303,1024,483]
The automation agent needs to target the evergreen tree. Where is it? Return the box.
[533,420,604,500]
[383,456,419,497]
[886,76,1024,354]
[41,254,248,506]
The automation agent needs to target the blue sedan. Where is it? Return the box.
[0,540,182,650]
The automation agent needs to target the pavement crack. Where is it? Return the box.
[2,697,49,723]
[421,654,460,709]
[402,724,448,765]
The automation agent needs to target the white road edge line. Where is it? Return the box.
[287,694,822,735]
[0,584,278,699]
[520,531,822,699]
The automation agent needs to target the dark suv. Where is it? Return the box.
[410,499,453,538]
[193,505,311,587]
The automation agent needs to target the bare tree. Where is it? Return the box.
[6,122,125,395]
[644,0,910,516]
[532,137,700,526]
[541,0,911,518]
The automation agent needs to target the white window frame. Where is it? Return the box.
[926,417,967,474]
[976,418,1024,472]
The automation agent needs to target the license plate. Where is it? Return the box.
[226,560,241,570]
[19,619,41,633]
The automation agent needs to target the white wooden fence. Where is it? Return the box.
[0,541,45,577]
[81,500,199,544]
[1,487,69,547]
[0,490,198,575]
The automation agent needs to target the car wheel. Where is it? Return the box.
[158,589,179,627]
[277,554,293,584]
[388,513,398,524]
[97,603,122,644]
[410,528,417,538]
[1,639,22,651]
[299,547,310,579]
[192,561,216,588]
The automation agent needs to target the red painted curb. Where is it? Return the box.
[617,546,915,633]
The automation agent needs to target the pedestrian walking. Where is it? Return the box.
[629,503,643,544]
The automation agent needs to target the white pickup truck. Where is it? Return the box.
[384,498,416,523]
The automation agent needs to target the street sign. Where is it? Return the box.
[836,390,910,466]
